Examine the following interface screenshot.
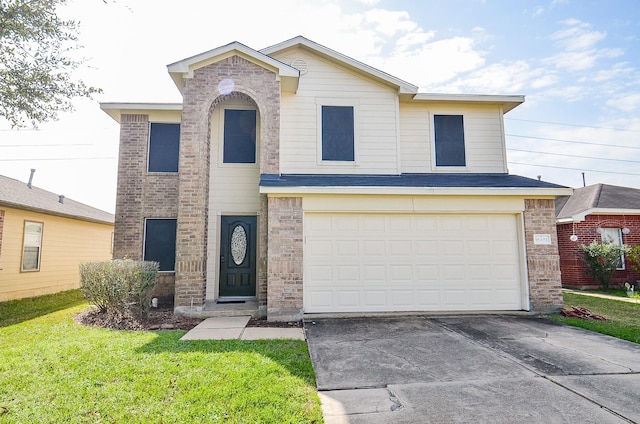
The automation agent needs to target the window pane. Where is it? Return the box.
[434,115,466,166]
[148,123,180,172]
[144,219,177,271]
[22,221,42,271]
[601,228,625,270]
[322,106,354,161]
[223,109,256,163]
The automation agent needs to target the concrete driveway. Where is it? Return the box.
[304,315,640,423]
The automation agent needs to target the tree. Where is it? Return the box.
[0,0,101,127]
[579,240,630,289]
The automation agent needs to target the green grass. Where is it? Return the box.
[0,291,323,423]
[549,292,640,344]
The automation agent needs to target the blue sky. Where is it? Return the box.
[2,0,639,213]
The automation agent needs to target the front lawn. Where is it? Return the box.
[550,291,640,344]
[0,290,323,423]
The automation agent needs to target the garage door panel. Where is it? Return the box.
[304,213,523,313]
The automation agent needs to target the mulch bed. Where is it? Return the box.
[74,306,302,331]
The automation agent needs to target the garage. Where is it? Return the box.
[304,213,524,313]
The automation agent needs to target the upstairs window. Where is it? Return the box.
[148,123,180,172]
[22,221,43,272]
[322,106,354,161]
[434,114,466,167]
[144,219,177,272]
[223,109,257,164]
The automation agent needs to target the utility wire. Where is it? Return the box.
[507,148,640,164]
[505,118,640,133]
[0,157,116,162]
[506,134,640,149]
[509,162,640,176]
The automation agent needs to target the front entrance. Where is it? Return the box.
[219,216,257,297]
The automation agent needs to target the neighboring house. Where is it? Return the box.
[0,174,115,301]
[556,183,640,289]
[101,36,571,320]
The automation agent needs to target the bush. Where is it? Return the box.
[80,259,159,318]
[579,240,630,289]
[628,245,640,275]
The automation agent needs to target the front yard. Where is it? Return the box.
[550,291,640,344]
[0,290,323,423]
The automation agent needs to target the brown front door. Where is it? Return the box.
[219,216,257,297]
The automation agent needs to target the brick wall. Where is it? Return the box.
[524,199,563,312]
[174,55,281,308]
[114,114,179,304]
[557,214,640,288]
[266,196,303,321]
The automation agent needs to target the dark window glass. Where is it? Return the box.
[144,219,177,272]
[434,115,466,166]
[322,106,354,161]
[223,109,257,163]
[148,123,180,172]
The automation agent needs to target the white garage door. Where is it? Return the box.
[304,213,523,313]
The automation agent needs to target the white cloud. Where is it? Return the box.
[550,23,606,51]
[607,92,640,112]
[361,9,417,37]
[543,48,624,71]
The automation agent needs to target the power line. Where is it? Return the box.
[0,157,117,162]
[507,148,640,164]
[505,118,640,133]
[509,162,640,176]
[506,134,640,149]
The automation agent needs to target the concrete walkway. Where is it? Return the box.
[180,316,305,341]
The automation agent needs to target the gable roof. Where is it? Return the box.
[556,183,640,221]
[0,175,115,224]
[260,35,419,95]
[167,41,300,94]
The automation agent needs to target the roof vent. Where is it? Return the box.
[290,58,308,75]
[59,195,65,204]
[27,168,35,189]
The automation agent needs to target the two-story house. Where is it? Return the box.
[101,36,571,320]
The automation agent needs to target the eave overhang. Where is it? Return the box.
[99,102,183,123]
[411,93,525,113]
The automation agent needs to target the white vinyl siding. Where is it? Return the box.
[273,49,400,174]
[304,213,523,313]
[400,103,508,173]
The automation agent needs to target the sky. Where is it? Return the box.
[2,0,640,214]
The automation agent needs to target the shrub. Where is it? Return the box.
[628,245,640,276]
[579,240,630,289]
[80,259,159,318]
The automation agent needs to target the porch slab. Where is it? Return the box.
[180,328,244,340]
[192,316,251,329]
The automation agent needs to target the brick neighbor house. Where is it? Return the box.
[556,183,640,289]
[101,36,571,320]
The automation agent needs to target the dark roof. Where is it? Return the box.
[260,173,567,189]
[0,174,115,224]
[556,183,640,219]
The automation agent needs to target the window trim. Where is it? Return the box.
[316,99,359,165]
[218,105,259,167]
[21,220,43,272]
[147,122,181,174]
[600,227,625,270]
[143,218,177,273]
[430,112,468,171]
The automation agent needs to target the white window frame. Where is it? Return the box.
[218,104,259,167]
[316,98,359,166]
[21,221,43,272]
[600,227,625,270]
[430,112,469,171]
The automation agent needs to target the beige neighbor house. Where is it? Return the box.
[0,174,115,302]
[101,36,572,321]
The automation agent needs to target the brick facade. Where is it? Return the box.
[266,196,304,321]
[113,114,179,304]
[174,55,281,309]
[523,199,563,312]
[557,215,640,288]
